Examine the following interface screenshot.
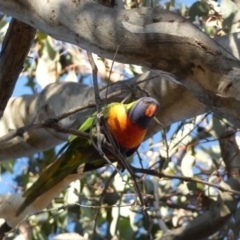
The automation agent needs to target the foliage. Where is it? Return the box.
[1,0,240,239]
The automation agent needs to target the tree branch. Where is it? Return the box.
[0,72,206,160]
[0,1,240,125]
[0,18,36,118]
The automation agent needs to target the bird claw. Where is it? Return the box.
[97,112,103,119]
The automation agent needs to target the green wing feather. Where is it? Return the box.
[75,101,134,135]
[70,102,119,142]
[16,138,89,215]
[16,101,125,216]
[125,101,136,110]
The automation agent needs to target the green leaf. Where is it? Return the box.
[0,16,8,30]
[37,31,48,40]
[56,209,68,229]
[187,180,204,191]
[220,0,240,32]
[46,36,57,60]
[170,0,176,8]
[220,0,239,19]
[179,3,187,16]
[32,224,48,240]
[188,1,210,22]
[204,25,216,37]
[119,217,135,239]
[0,159,14,173]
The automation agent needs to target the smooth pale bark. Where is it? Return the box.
[0,1,240,125]
[0,30,240,161]
[0,72,206,160]
[0,173,86,228]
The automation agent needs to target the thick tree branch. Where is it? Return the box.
[1,29,239,161]
[0,173,86,228]
[0,18,36,118]
[0,1,240,125]
[0,72,206,160]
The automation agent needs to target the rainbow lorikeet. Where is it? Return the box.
[16,97,160,216]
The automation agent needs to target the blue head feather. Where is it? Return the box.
[128,97,160,129]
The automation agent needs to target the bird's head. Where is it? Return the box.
[128,97,160,129]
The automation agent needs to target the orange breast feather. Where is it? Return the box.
[107,104,146,149]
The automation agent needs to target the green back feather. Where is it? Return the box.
[17,100,138,216]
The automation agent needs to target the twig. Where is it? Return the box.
[56,102,96,121]
[0,19,36,118]
[86,51,153,238]
[152,177,168,232]
[86,53,140,236]
[168,113,210,152]
[103,119,154,238]
[86,51,124,176]
[0,90,124,145]
[136,151,144,169]
[93,169,118,233]
[131,166,240,197]
[105,35,128,102]
[101,102,154,237]
[161,128,169,171]
[87,52,102,112]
